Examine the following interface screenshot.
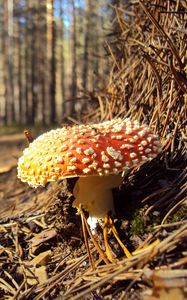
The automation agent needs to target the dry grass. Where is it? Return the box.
[86,0,186,154]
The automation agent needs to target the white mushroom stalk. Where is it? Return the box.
[73,174,123,231]
[17,118,162,230]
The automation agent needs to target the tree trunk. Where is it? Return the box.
[59,0,65,120]
[50,1,56,124]
[0,2,6,125]
[24,0,34,124]
[66,0,77,118]
[4,0,14,124]
[82,0,91,91]
[45,0,56,124]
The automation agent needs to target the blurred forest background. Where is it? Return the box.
[0,0,121,126]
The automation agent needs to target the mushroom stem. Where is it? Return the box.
[73,174,123,219]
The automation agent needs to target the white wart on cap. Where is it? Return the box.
[17,118,162,187]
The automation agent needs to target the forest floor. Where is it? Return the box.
[0,133,50,218]
[0,131,58,217]
[0,133,186,300]
[0,133,27,217]
[0,133,25,173]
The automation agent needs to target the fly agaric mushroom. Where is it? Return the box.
[17,118,162,259]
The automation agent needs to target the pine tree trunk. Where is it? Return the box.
[0,2,6,125]
[59,0,65,119]
[45,0,56,124]
[66,0,77,118]
[82,0,91,91]
[4,0,14,124]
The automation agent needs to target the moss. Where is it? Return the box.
[130,209,161,237]
[169,205,187,223]
[130,210,146,236]
[150,211,160,227]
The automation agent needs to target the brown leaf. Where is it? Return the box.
[18,251,51,286]
[30,250,52,267]
[30,229,57,253]
[35,266,48,285]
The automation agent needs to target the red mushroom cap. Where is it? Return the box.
[17,118,162,187]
